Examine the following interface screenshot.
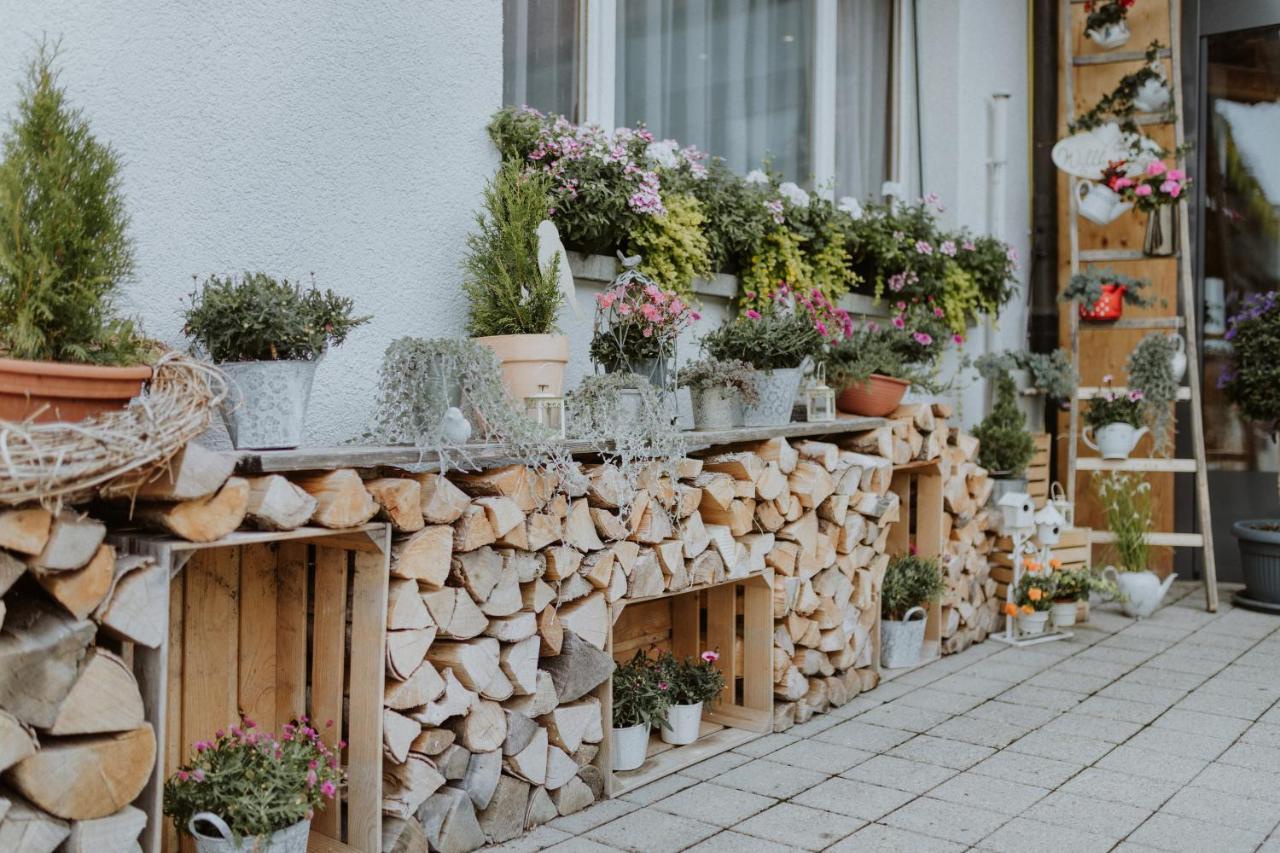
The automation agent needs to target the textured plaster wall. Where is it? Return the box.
[0,1,502,445]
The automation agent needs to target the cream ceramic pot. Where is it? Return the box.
[1083,423,1148,459]
[1077,182,1132,225]
[1133,77,1172,113]
[1087,21,1130,50]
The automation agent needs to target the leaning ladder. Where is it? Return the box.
[1061,0,1218,610]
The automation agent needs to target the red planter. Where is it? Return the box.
[1079,284,1125,322]
[836,374,910,417]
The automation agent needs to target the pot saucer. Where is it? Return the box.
[1231,590,1280,614]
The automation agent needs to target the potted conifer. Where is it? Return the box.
[974,371,1036,503]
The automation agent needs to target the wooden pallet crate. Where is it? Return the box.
[114,525,390,853]
[1027,433,1052,509]
[878,461,944,676]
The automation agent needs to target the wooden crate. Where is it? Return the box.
[878,461,945,675]
[114,525,391,853]
[1027,433,1052,509]
[600,573,773,796]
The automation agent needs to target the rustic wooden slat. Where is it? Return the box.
[275,542,309,727]
[182,547,240,758]
[156,562,182,853]
[1077,386,1191,400]
[346,547,389,852]
[670,593,699,661]
[310,547,348,840]
[741,578,773,720]
[237,543,278,732]
[705,585,737,707]
[1090,530,1204,547]
[1072,47,1171,66]
[1076,457,1198,473]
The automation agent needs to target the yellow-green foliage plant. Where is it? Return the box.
[739,229,811,310]
[627,193,712,302]
[808,222,860,307]
[937,261,982,335]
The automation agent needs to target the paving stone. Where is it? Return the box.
[1023,667,1113,695]
[841,754,959,794]
[969,750,1084,788]
[1193,762,1280,804]
[928,673,1018,700]
[651,781,775,828]
[926,772,1050,815]
[1185,630,1257,652]
[786,711,844,738]
[1024,789,1152,837]
[827,695,883,718]
[826,822,966,852]
[766,738,873,773]
[548,797,640,834]
[965,699,1058,728]
[585,809,719,853]
[1005,729,1115,765]
[1160,784,1280,834]
[1174,688,1274,720]
[977,815,1116,853]
[888,665,951,686]
[1038,711,1144,743]
[487,824,573,852]
[929,714,1030,749]
[1217,741,1280,773]
[1168,640,1247,663]
[1128,811,1267,853]
[1072,695,1165,724]
[543,837,621,853]
[730,732,798,758]
[855,702,952,733]
[1197,674,1280,703]
[1241,722,1280,750]
[997,683,1086,713]
[1075,645,1152,667]
[892,686,985,715]
[886,734,994,770]
[989,648,1067,669]
[711,758,828,799]
[1115,665,1207,692]
[1221,663,1280,688]
[1058,767,1182,810]
[1052,655,1133,680]
[880,796,1009,846]
[1146,651,1228,677]
[861,680,916,702]
[1094,744,1209,785]
[1123,726,1234,760]
[814,719,916,752]
[792,776,915,821]
[1096,680,1186,707]
[956,657,1044,681]
[683,830,793,853]
[734,802,864,851]
[1152,707,1252,739]
[1124,622,1196,643]
[681,750,751,780]
[617,772,698,805]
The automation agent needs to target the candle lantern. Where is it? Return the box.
[525,384,566,438]
[804,364,837,423]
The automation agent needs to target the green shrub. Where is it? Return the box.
[677,357,759,404]
[974,372,1035,476]
[463,160,563,337]
[1126,334,1179,454]
[1222,292,1280,428]
[0,46,148,365]
[881,555,944,621]
[653,650,725,706]
[701,306,822,372]
[183,272,368,362]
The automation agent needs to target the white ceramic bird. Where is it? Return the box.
[439,407,472,444]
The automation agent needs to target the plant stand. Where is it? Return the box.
[111,524,391,853]
[990,528,1073,648]
[877,461,944,677]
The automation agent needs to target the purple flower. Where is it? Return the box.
[1128,389,1144,402]
[962,239,976,251]
[192,769,205,782]
[940,240,957,257]
[915,240,933,255]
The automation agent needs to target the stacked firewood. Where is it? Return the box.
[938,428,1001,654]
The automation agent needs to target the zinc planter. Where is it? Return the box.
[612,723,649,771]
[836,374,910,417]
[188,813,310,853]
[880,606,927,669]
[474,334,570,401]
[690,387,743,430]
[1232,521,1280,610]
[219,359,319,450]
[1051,600,1078,628]
[1102,567,1176,618]
[1083,422,1148,460]
[742,366,805,427]
[660,702,703,746]
[1017,610,1050,637]
[0,357,152,424]
[988,476,1030,508]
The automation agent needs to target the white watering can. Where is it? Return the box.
[1133,77,1172,113]
[1087,21,1130,50]
[1077,181,1132,225]
[1083,423,1148,460]
[1102,566,1176,618]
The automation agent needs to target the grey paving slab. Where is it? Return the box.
[854,702,952,733]
[955,659,1043,684]
[977,815,1117,853]
[548,798,640,835]
[926,771,1050,815]
[784,711,844,738]
[486,825,574,852]
[1051,655,1134,680]
[711,758,828,799]
[812,719,916,752]
[1146,651,1230,677]
[764,738,873,773]
[891,686,985,715]
[617,772,699,805]
[964,699,1059,729]
[1115,664,1207,692]
[1122,726,1236,760]
[1057,767,1183,811]
[1151,707,1252,739]
[1094,743,1210,785]
[841,754,960,794]
[729,731,798,758]
[791,776,915,821]
[879,796,1010,846]
[969,750,1085,789]
[927,672,1018,700]
[1071,695,1165,724]
[1174,688,1275,720]
[1196,673,1280,703]
[585,809,719,853]
[1192,762,1280,804]
[1023,667,1114,695]
[1096,679,1187,707]
[651,781,776,827]
[1241,722,1280,749]
[997,683,1087,713]
[824,822,966,853]
[1037,710,1144,743]
[1127,811,1267,853]
[928,713,1030,749]
[1024,789,1153,838]
[682,830,793,853]
[1215,740,1280,772]
[680,750,751,780]
[886,734,994,770]
[1160,784,1280,834]
[1004,729,1116,765]
[826,695,883,717]
[542,837,620,853]
[733,802,864,851]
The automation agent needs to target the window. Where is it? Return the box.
[502,0,899,193]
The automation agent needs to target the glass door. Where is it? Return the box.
[1199,16,1280,580]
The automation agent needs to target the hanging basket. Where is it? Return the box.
[1079,284,1126,322]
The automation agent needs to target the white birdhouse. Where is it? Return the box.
[997,492,1035,531]
[1034,503,1067,547]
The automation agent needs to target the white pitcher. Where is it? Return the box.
[1102,566,1175,618]
[1087,21,1130,50]
[1083,422,1148,459]
[1133,77,1171,113]
[1077,181,1132,225]
[1168,335,1187,383]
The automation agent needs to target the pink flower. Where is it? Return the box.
[194,740,211,753]
[933,307,945,318]
[1113,177,1134,190]
[321,780,337,798]
[1146,160,1167,177]
[658,681,669,691]
[953,334,965,344]
[641,326,654,337]
[617,303,632,315]
[193,769,205,782]
[640,303,661,321]
[243,718,256,729]
[690,311,702,321]
[915,240,933,255]
[895,301,907,311]
[596,291,615,309]
[923,192,940,206]
[940,240,957,257]
[215,729,225,739]
[893,316,906,329]
[669,299,685,315]
[1161,180,1181,198]
[867,321,880,332]
[1134,184,1153,197]
[701,650,720,663]
[1168,169,1186,181]
[1128,389,1144,401]
[177,770,189,782]
[962,240,976,251]
[306,769,317,789]
[913,332,933,345]
[746,309,762,320]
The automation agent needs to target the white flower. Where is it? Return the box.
[645,139,680,169]
[779,181,811,208]
[745,169,770,185]
[837,196,864,219]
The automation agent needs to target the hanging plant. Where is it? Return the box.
[1126,333,1179,455]
[625,193,712,302]
[1070,42,1172,134]
[1084,0,1136,38]
[973,350,1077,401]
[1061,266,1158,308]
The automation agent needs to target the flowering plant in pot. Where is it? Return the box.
[589,257,699,389]
[183,273,368,449]
[163,716,344,853]
[1084,0,1135,49]
[0,48,156,423]
[1095,471,1172,617]
[464,160,570,402]
[1061,266,1155,322]
[974,372,1037,502]
[677,358,758,430]
[1049,567,1089,628]
[653,650,726,745]
[1220,291,1280,609]
[880,554,944,668]
[1083,376,1147,460]
[1076,161,1135,226]
[1121,159,1189,257]
[611,651,671,771]
[1012,573,1055,636]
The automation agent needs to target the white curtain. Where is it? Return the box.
[615,0,814,181]
[835,0,894,200]
[504,0,580,118]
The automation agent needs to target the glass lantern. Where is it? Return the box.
[804,364,837,423]
[525,384,566,438]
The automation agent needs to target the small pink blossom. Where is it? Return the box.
[953,334,965,344]
[1161,180,1181,198]
[1128,389,1144,401]
[892,317,906,329]
[1134,184,1153,197]
[1146,160,1167,176]
[914,240,933,255]
[321,780,337,798]
[933,307,945,318]
[177,770,189,782]
[913,332,933,346]
[658,681,670,691]
[690,311,702,321]
[1113,177,1134,190]
[193,769,205,782]
[745,309,761,320]
[1168,168,1186,181]
[617,303,632,315]
[940,240,957,257]
[962,240,976,251]
[1103,374,1114,383]
[641,326,654,337]
[306,769,317,789]
[702,650,720,662]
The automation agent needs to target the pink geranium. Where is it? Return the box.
[1160,180,1181,197]
[1134,184,1153,197]
[1146,160,1167,177]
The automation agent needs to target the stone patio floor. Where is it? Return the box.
[487,582,1280,853]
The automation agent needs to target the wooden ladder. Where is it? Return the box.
[1062,0,1218,610]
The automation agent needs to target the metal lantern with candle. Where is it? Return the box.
[804,364,837,423]
[525,384,566,438]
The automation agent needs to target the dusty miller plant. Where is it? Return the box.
[973,350,1076,401]
[1126,333,1178,455]
[677,357,759,405]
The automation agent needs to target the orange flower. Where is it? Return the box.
[1028,587,1043,602]
[1049,558,1062,570]
[1003,602,1018,617]
[1020,604,1034,615]
[1024,560,1043,572]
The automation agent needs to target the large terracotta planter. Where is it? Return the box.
[836,374,909,417]
[0,357,152,423]
[474,334,569,402]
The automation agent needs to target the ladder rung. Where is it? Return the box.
[1077,457,1198,473]
[1078,249,1148,262]
[1073,48,1172,67]
[1080,317,1185,330]
[1090,531,1205,547]
[1133,113,1173,126]
[1077,386,1191,401]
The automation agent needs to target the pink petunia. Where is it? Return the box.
[1129,389,1144,401]
[893,317,906,329]
[746,309,761,320]
[1167,169,1186,181]
[691,311,702,321]
[962,240,976,251]
[321,780,337,798]
[1134,184,1153,197]
[913,332,933,346]
[1146,160,1167,177]
[641,326,654,337]
[658,682,669,691]
[701,650,720,662]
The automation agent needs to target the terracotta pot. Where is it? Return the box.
[0,357,152,423]
[836,374,910,417]
[474,334,569,402]
[1079,284,1125,322]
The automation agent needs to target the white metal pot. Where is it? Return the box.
[660,702,703,746]
[1083,422,1148,459]
[690,386,743,431]
[1017,610,1050,637]
[1132,77,1172,113]
[1076,181,1132,226]
[880,606,927,669]
[742,365,806,427]
[1168,335,1187,384]
[1103,567,1176,618]
[612,723,649,771]
[189,813,310,853]
[219,359,319,450]
[1051,600,1078,628]
[1087,21,1130,50]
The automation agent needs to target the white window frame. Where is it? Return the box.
[565,0,908,194]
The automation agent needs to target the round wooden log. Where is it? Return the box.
[8,725,156,820]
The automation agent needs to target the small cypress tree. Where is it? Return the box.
[974,371,1036,477]
[0,45,146,365]
[462,160,563,338]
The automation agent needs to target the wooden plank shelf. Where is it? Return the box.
[1079,316,1185,330]
[609,722,760,795]
[1076,457,1198,473]
[1072,47,1172,66]
[1090,530,1204,547]
[874,463,945,672]
[1077,386,1191,400]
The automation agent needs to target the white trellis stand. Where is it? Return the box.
[991,492,1074,647]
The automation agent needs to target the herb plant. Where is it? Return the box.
[1126,334,1179,454]
[463,160,563,337]
[1085,375,1145,429]
[974,350,1077,401]
[677,358,759,405]
[881,555,945,621]
[612,651,672,729]
[183,273,368,363]
[653,650,726,706]
[163,717,344,842]
[974,372,1036,477]
[1094,471,1158,572]
[0,47,149,366]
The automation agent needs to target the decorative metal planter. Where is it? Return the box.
[742,366,805,427]
[661,702,703,745]
[880,606,927,669]
[690,386,743,430]
[219,359,319,450]
[612,723,649,771]
[188,813,310,853]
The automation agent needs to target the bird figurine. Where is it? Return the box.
[438,406,472,444]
